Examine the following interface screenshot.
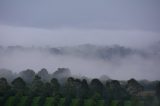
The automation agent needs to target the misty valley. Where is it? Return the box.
[1,1,160,106]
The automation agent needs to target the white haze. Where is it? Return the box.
[0,25,160,80]
[0,25,160,49]
[0,48,160,80]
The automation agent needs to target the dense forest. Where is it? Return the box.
[0,68,160,106]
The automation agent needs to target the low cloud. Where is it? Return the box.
[0,25,160,49]
[0,45,160,80]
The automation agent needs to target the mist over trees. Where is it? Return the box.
[0,44,160,80]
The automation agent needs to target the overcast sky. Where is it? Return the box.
[0,0,160,48]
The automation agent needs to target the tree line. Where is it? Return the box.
[0,68,160,106]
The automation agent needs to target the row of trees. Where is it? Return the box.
[0,68,71,83]
[0,73,148,99]
[0,68,160,106]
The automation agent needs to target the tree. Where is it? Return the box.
[43,82,53,96]
[126,79,143,96]
[64,77,75,98]
[50,78,60,96]
[37,68,50,82]
[107,80,128,100]
[74,79,82,98]
[80,79,89,99]
[0,78,10,96]
[0,69,15,82]
[11,77,26,95]
[90,79,104,97]
[53,68,71,81]
[19,69,35,84]
[156,81,160,100]
[31,75,44,96]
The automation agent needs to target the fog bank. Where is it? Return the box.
[0,45,160,80]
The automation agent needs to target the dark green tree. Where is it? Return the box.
[31,75,44,96]
[80,79,89,99]
[0,78,10,96]
[64,77,75,98]
[42,82,53,96]
[90,79,104,97]
[107,80,128,100]
[126,79,143,96]
[74,79,82,98]
[50,78,60,96]
[156,81,160,100]
[11,77,26,95]
[0,78,10,106]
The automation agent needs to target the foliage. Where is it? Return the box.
[0,78,10,96]
[156,81,160,100]
[0,69,159,106]
[31,75,44,96]
[126,79,143,96]
[11,77,26,95]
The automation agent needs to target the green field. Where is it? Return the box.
[44,97,54,106]
[1,96,159,106]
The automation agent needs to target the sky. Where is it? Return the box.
[0,0,160,48]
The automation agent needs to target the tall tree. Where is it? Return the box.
[53,68,71,82]
[107,80,128,100]
[90,79,104,97]
[80,79,89,99]
[64,77,75,98]
[19,69,35,84]
[50,78,60,96]
[0,78,10,96]
[11,77,26,95]
[74,79,82,98]
[43,82,53,96]
[156,81,160,100]
[37,68,50,82]
[126,79,143,96]
[31,75,44,96]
